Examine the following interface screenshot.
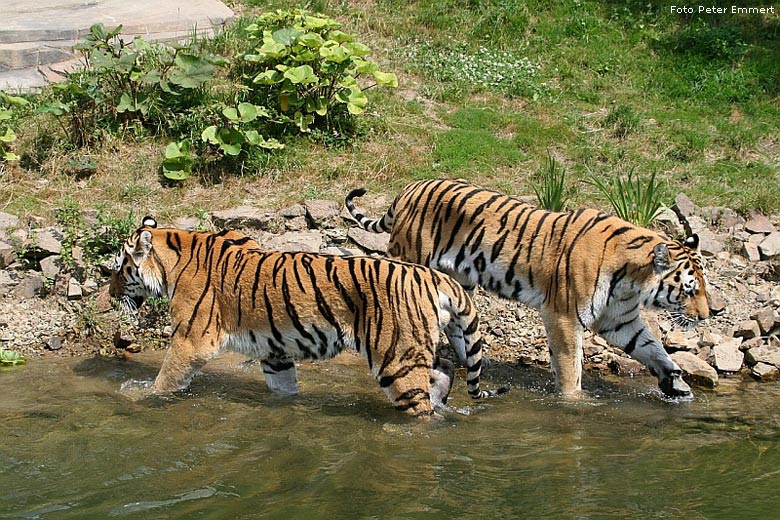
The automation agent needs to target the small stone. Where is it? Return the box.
[734,320,761,340]
[304,200,341,229]
[22,227,63,258]
[745,215,776,234]
[751,307,777,335]
[67,278,82,300]
[654,207,684,238]
[348,227,390,253]
[741,242,761,262]
[670,351,718,388]
[0,270,17,290]
[687,216,725,256]
[113,330,133,349]
[673,193,698,218]
[279,204,306,218]
[748,233,766,244]
[320,246,362,256]
[751,362,779,381]
[744,345,780,367]
[0,211,19,233]
[698,331,722,348]
[284,216,309,232]
[263,231,323,253]
[770,336,780,349]
[173,216,201,230]
[739,337,764,351]
[583,336,605,358]
[162,325,173,338]
[210,206,279,232]
[759,232,780,258]
[94,285,114,312]
[608,354,645,377]
[81,278,98,296]
[0,241,16,269]
[39,255,61,279]
[12,272,45,299]
[45,336,63,351]
[665,330,698,350]
[706,287,726,315]
[711,337,744,373]
[126,343,143,353]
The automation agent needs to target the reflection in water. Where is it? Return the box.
[1,351,780,519]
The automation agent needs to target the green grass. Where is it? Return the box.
[1,0,779,225]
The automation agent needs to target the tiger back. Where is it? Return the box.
[346,179,710,399]
[109,217,506,417]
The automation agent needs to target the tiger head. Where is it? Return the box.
[108,216,165,315]
[649,234,710,330]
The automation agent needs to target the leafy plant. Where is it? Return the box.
[0,348,26,366]
[588,168,664,227]
[238,9,398,133]
[532,151,568,212]
[82,207,136,264]
[161,140,195,181]
[54,199,84,269]
[0,91,29,162]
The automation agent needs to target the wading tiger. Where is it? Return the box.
[345,179,711,399]
[108,217,507,417]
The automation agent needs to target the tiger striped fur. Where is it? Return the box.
[108,216,506,417]
[345,179,711,399]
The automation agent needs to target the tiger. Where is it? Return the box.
[108,216,507,417]
[345,178,711,399]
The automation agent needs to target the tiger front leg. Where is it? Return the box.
[429,357,455,411]
[152,337,216,393]
[261,357,299,395]
[597,319,692,398]
[541,310,584,399]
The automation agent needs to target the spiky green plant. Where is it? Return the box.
[588,167,664,227]
[532,151,568,212]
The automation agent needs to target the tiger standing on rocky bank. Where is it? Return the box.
[108,217,507,417]
[346,178,711,399]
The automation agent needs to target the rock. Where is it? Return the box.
[758,232,780,258]
[173,216,201,230]
[263,231,323,253]
[745,215,776,234]
[322,228,348,245]
[608,354,645,377]
[348,227,390,253]
[673,193,698,218]
[718,208,744,230]
[687,216,724,256]
[279,204,306,218]
[284,216,309,232]
[582,336,605,358]
[665,330,698,350]
[304,200,341,229]
[113,330,133,349]
[210,206,279,232]
[734,320,761,340]
[739,337,764,351]
[751,362,779,381]
[0,240,16,268]
[744,345,780,367]
[751,307,777,335]
[22,227,63,258]
[94,285,114,313]
[741,242,761,262]
[81,278,98,296]
[0,270,17,290]
[670,351,718,388]
[45,336,63,351]
[654,207,685,238]
[698,331,722,348]
[12,272,45,299]
[0,212,19,234]
[126,343,143,353]
[770,336,780,349]
[39,255,61,279]
[711,337,744,373]
[67,278,82,300]
[706,287,726,315]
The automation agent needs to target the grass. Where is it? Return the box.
[1,0,778,229]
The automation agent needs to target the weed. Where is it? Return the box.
[82,207,136,264]
[604,105,640,138]
[0,349,25,366]
[532,151,568,212]
[53,199,84,269]
[588,167,664,227]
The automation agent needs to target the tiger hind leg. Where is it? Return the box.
[429,357,455,411]
[261,357,299,395]
[378,362,434,417]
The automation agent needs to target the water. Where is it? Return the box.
[2,351,780,519]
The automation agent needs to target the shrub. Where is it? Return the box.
[0,91,29,162]
[588,168,664,227]
[236,9,398,134]
[532,151,568,212]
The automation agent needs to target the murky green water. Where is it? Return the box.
[2,351,780,519]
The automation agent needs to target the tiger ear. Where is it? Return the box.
[684,234,699,250]
[132,230,154,264]
[141,216,157,228]
[653,243,670,274]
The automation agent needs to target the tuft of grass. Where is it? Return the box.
[532,151,568,212]
[588,167,664,227]
[604,105,641,138]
